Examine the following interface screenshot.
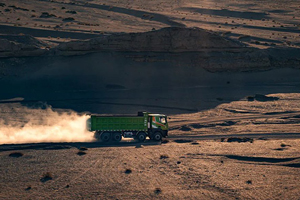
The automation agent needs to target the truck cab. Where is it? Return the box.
[148,114,168,138]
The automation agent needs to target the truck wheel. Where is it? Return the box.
[153,132,162,141]
[112,132,122,142]
[137,132,146,142]
[94,131,101,141]
[101,132,111,142]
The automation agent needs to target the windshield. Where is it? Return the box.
[160,117,166,124]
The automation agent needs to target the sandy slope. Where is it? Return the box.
[0,0,299,48]
[170,93,300,136]
[0,0,299,47]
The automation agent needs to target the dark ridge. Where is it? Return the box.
[264,111,294,115]
[282,163,300,168]
[247,94,280,102]
[180,7,270,20]
[174,139,193,143]
[179,125,192,131]
[227,137,253,143]
[0,24,100,39]
[225,155,300,163]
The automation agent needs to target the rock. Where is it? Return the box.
[0,35,48,57]
[57,27,244,52]
[254,94,279,101]
[40,12,56,18]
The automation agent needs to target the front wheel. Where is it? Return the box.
[136,132,146,142]
[153,132,162,141]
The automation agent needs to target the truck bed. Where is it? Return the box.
[89,115,148,132]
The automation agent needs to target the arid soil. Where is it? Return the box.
[0,138,299,199]
[0,0,299,48]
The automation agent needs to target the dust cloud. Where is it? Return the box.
[0,103,95,144]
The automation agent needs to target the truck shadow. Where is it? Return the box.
[0,140,161,152]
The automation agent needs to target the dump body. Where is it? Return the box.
[89,115,147,132]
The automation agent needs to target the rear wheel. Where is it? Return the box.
[94,131,101,141]
[112,132,122,142]
[153,132,162,141]
[137,132,146,142]
[101,132,111,142]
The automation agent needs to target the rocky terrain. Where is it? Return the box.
[0,0,299,71]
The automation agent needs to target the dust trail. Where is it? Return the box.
[0,103,95,144]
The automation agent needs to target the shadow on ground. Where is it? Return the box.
[0,140,161,152]
[1,52,300,115]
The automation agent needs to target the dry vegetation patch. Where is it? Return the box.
[77,150,87,156]
[63,17,75,21]
[154,188,162,194]
[9,152,24,158]
[40,12,56,18]
[226,137,254,143]
[160,154,169,159]
[79,146,88,151]
[40,172,53,182]
[25,186,31,191]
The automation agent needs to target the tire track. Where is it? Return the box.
[24,150,97,200]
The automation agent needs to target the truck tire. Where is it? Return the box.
[153,132,162,141]
[137,132,146,142]
[94,131,101,141]
[101,132,111,142]
[112,132,122,142]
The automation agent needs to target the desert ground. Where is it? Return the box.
[0,0,299,48]
[0,0,300,199]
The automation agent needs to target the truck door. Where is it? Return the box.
[150,116,159,129]
[149,116,159,129]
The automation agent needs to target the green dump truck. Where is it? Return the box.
[87,112,168,142]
